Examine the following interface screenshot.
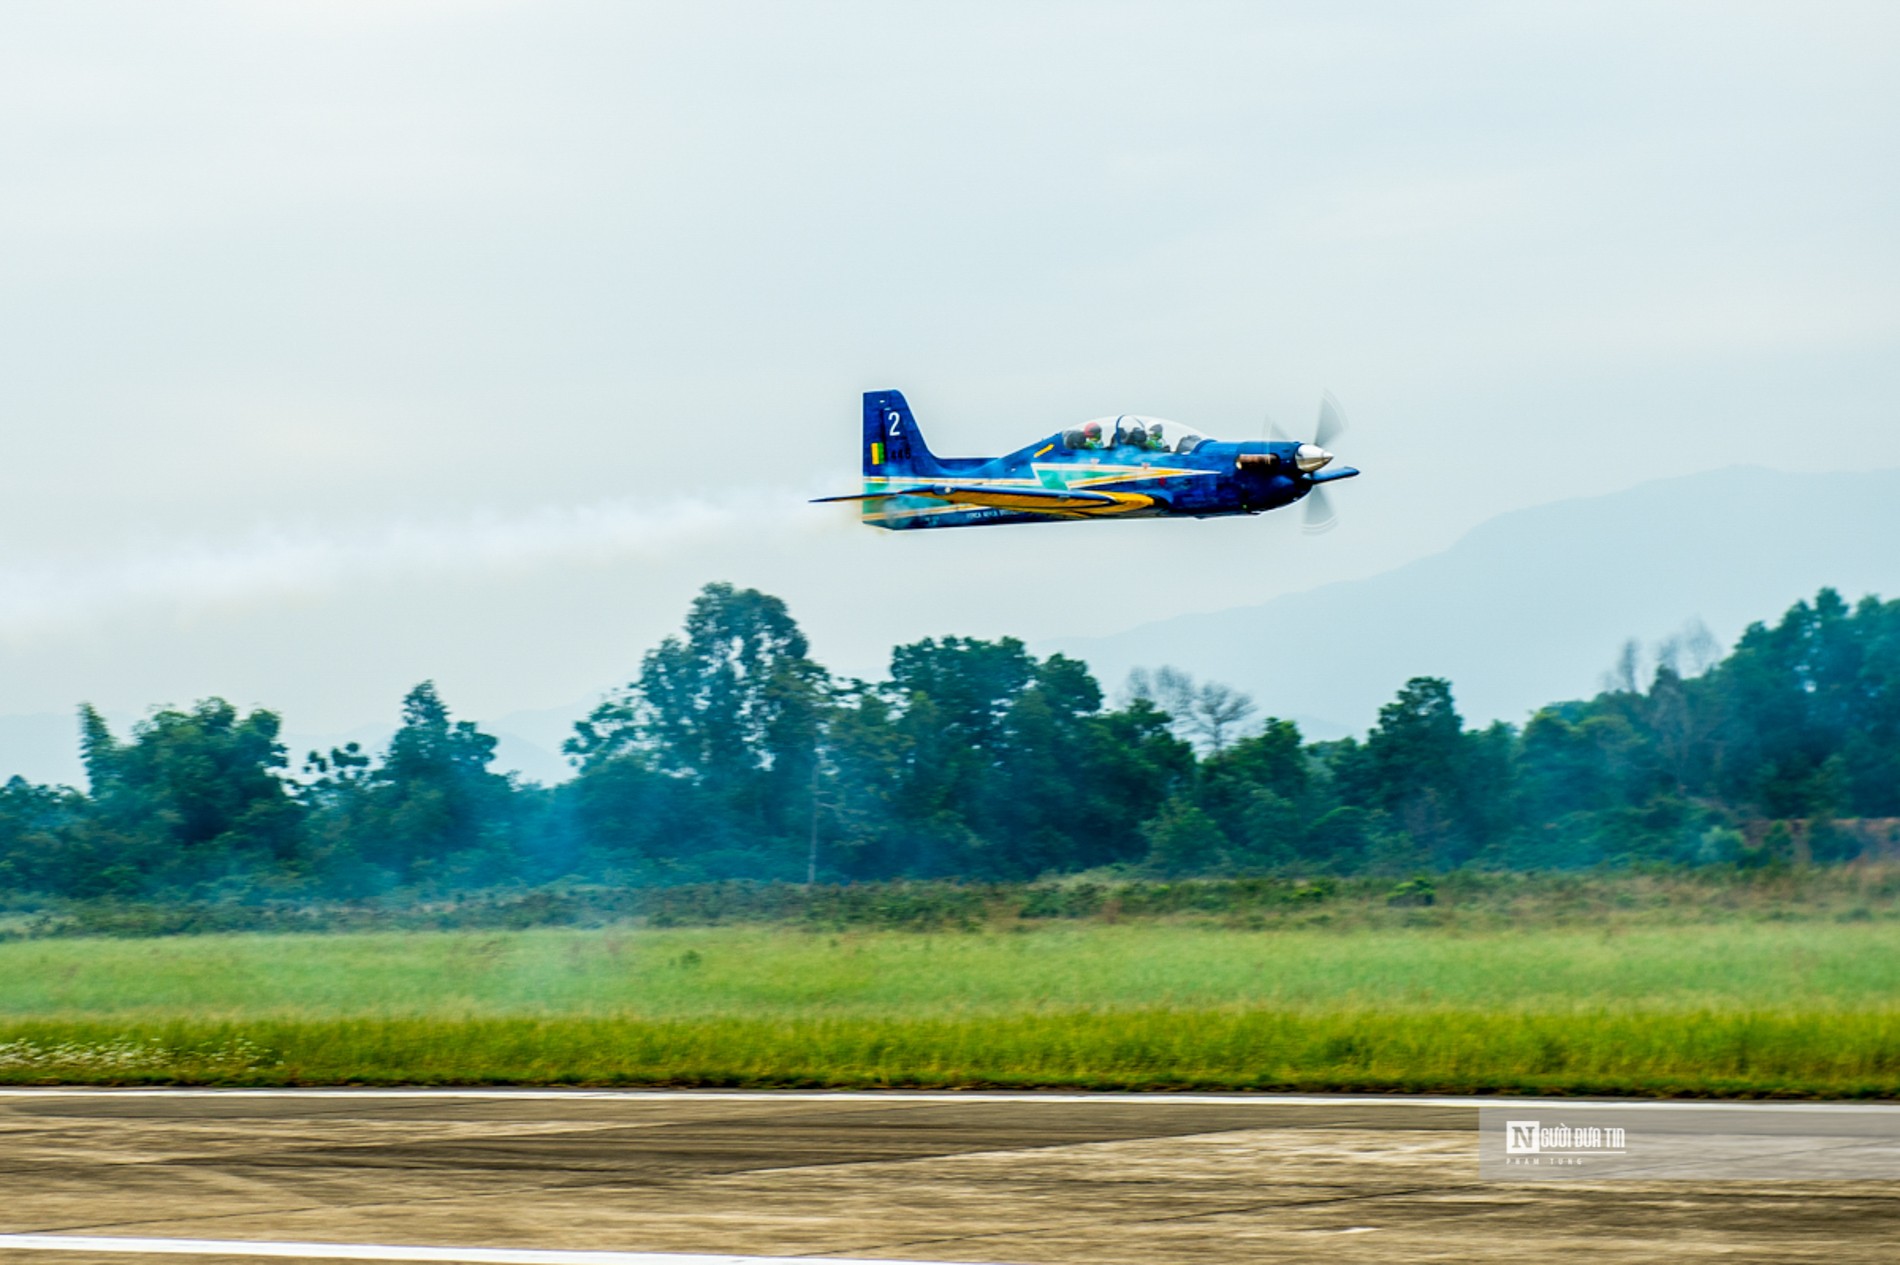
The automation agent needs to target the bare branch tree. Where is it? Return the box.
[1679,618,1720,677]
[1154,666,1197,721]
[1192,681,1257,753]
[1601,638,1644,695]
[1607,618,1722,695]
[1655,633,1684,679]
[1127,666,1256,752]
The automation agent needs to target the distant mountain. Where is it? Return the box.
[1044,466,1900,737]
[484,698,596,784]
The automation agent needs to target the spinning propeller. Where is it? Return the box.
[1263,393,1353,534]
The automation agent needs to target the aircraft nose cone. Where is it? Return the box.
[1295,443,1333,473]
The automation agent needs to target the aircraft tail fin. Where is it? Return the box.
[863,390,941,477]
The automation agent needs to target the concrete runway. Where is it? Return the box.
[2,1090,1896,1264]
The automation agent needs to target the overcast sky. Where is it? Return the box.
[2,1,1896,753]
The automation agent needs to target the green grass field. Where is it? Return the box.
[3,919,1898,1096]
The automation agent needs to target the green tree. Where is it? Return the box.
[0,777,91,896]
[76,699,302,893]
[885,636,1035,870]
[1193,718,1309,864]
[814,684,911,878]
[571,583,826,837]
[986,653,1107,876]
[1075,697,1196,868]
[319,683,518,888]
[1142,798,1228,876]
[1352,677,1470,865]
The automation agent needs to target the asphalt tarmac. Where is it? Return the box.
[1,1090,1896,1264]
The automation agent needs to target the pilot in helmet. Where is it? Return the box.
[1081,421,1104,449]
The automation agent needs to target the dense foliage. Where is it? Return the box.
[2,582,1897,900]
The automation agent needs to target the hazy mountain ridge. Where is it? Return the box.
[1045,465,1900,736]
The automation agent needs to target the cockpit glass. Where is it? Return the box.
[1064,415,1208,455]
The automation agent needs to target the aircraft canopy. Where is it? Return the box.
[1062,415,1208,454]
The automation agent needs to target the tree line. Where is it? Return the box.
[1,582,1896,901]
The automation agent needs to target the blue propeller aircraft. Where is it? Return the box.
[815,390,1362,533]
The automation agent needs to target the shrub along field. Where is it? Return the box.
[3,908,1899,1097]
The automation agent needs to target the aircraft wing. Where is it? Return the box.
[812,484,1148,514]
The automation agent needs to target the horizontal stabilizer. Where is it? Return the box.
[809,489,938,503]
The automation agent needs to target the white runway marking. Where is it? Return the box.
[0,1087,1894,1113]
[0,1236,995,1265]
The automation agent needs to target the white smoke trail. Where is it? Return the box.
[0,492,801,636]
